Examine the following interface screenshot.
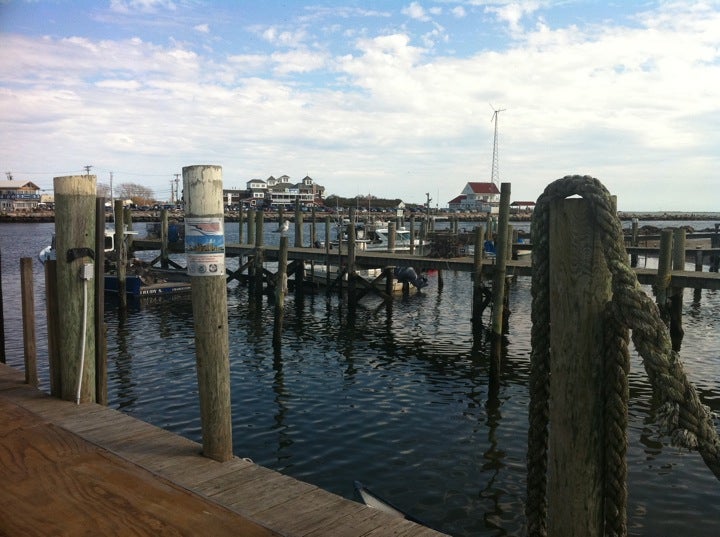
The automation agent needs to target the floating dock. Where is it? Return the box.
[0,363,446,536]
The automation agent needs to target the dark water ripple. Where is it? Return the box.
[2,221,720,536]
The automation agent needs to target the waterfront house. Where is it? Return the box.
[0,179,42,212]
[448,182,500,212]
[223,175,326,209]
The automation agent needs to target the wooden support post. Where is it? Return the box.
[278,206,284,233]
[161,209,170,269]
[311,205,317,247]
[44,260,61,396]
[113,200,127,308]
[183,164,232,462]
[295,202,303,247]
[491,182,511,345]
[20,257,38,387]
[630,218,639,267]
[472,226,485,327]
[694,247,703,302]
[710,224,720,272]
[325,216,331,287]
[247,209,256,246]
[0,249,5,364]
[95,198,107,405]
[670,228,686,351]
[655,228,673,323]
[548,198,611,537]
[254,209,265,296]
[409,215,415,255]
[273,236,288,352]
[388,221,396,253]
[124,206,134,253]
[54,174,97,403]
[348,208,357,305]
[238,208,244,243]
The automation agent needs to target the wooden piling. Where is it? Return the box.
[388,221,396,253]
[254,210,265,297]
[124,206,134,252]
[670,228,686,350]
[655,228,673,322]
[20,257,38,387]
[409,215,415,254]
[183,164,233,462]
[54,174,97,403]
[95,198,107,405]
[324,216,331,287]
[491,183,511,345]
[295,202,303,247]
[274,236,288,349]
[547,198,610,537]
[247,209,256,246]
[472,226,485,328]
[0,249,5,363]
[44,260,61,396]
[161,209,170,269]
[237,208,244,244]
[630,218,639,267]
[347,208,357,305]
[311,205,317,247]
[114,200,127,308]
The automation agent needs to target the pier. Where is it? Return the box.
[0,362,444,536]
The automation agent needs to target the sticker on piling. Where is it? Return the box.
[185,217,225,276]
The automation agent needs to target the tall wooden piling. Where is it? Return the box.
[183,164,232,462]
[472,226,485,328]
[20,257,38,387]
[160,209,170,269]
[237,208,244,243]
[254,209,265,297]
[114,200,127,308]
[491,183,511,349]
[409,216,415,254]
[295,202,303,247]
[247,209,256,246]
[547,198,611,537]
[670,228,686,350]
[655,228,673,322]
[274,236,288,351]
[630,218,639,267]
[0,249,5,364]
[54,174,97,403]
[95,198,107,405]
[388,221,396,253]
[44,260,61,396]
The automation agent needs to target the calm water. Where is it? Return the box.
[1,220,719,536]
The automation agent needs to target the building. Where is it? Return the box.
[448,182,500,212]
[223,175,325,209]
[0,179,41,212]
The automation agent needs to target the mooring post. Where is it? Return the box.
[388,221,396,253]
[655,228,673,322]
[490,182,511,351]
[278,206,284,233]
[710,224,720,272]
[547,197,610,537]
[472,226,484,328]
[247,209,256,247]
[295,201,303,247]
[273,236,288,352]
[324,216,331,287]
[113,200,127,308]
[348,208,357,305]
[237,207,244,244]
[0,249,4,364]
[311,205,317,246]
[407,215,414,255]
[20,257,38,387]
[95,198,107,405]
[183,164,232,462]
[630,218,639,267]
[124,206,134,252]
[670,228,686,350]
[161,208,170,269]
[43,260,60,395]
[55,174,97,403]
[254,208,265,297]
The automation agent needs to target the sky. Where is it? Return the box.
[1,0,719,211]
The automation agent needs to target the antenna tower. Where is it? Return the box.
[490,105,506,187]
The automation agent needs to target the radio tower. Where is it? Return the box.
[490,105,506,187]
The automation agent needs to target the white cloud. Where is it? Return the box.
[110,0,177,14]
[194,23,209,34]
[451,6,466,18]
[402,2,431,22]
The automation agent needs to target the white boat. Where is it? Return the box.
[334,221,429,252]
[304,264,428,292]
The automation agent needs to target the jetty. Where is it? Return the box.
[0,363,444,536]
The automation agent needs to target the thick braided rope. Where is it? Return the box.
[525,175,720,537]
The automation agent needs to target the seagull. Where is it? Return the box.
[279,220,289,234]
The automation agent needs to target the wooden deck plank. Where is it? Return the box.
[0,364,448,536]
[0,397,281,537]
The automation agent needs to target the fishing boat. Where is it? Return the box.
[304,264,428,292]
[334,220,430,252]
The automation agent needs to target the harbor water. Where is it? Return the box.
[1,220,719,536]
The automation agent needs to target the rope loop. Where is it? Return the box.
[526,175,720,537]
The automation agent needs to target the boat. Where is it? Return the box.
[334,220,430,252]
[353,481,428,526]
[304,264,428,292]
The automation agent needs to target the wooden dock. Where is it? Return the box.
[132,239,720,291]
[0,363,446,536]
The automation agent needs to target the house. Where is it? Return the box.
[0,179,42,212]
[222,175,325,209]
[448,182,500,212]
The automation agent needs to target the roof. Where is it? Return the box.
[448,195,466,204]
[510,201,536,206]
[0,180,41,190]
[467,182,500,194]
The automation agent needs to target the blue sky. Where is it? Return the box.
[1,0,719,210]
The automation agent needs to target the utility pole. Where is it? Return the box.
[490,105,506,187]
[109,171,114,207]
[84,165,93,178]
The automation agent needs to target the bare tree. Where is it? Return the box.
[116,182,155,205]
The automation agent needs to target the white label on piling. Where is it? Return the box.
[185,217,225,276]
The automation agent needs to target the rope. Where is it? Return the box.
[526,175,720,537]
